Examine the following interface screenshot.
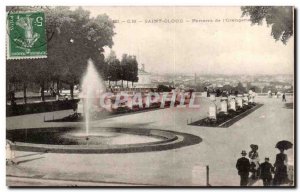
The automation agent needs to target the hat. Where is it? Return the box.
[250,144,258,150]
[241,150,247,155]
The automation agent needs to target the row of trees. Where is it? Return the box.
[191,82,248,94]
[105,51,138,88]
[7,6,115,102]
[6,6,138,103]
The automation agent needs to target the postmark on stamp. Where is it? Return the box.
[7,11,47,59]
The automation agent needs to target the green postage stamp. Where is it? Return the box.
[7,11,47,59]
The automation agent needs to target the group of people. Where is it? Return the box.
[236,144,290,186]
[268,90,287,102]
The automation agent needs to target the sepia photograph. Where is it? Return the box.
[5,5,294,187]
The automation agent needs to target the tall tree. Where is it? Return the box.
[120,54,126,88]
[6,59,31,103]
[47,7,115,98]
[121,54,131,88]
[105,50,121,86]
[127,55,139,87]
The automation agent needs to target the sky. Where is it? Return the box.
[81,6,294,75]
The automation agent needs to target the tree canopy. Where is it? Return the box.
[241,6,293,44]
[105,50,121,83]
[7,6,115,98]
[7,6,141,102]
[105,51,139,87]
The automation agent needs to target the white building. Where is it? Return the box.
[133,64,156,89]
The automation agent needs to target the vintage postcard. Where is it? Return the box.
[6,6,294,187]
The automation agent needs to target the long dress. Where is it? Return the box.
[249,151,259,170]
[273,153,288,185]
[249,150,260,178]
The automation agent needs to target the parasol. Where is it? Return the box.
[275,140,293,150]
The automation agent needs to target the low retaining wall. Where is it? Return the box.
[6,99,79,117]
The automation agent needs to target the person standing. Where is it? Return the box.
[260,157,274,186]
[273,149,288,185]
[236,150,251,186]
[6,140,16,165]
[282,93,286,102]
[189,89,193,99]
[249,144,260,179]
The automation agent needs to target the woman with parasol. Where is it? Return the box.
[249,144,260,179]
[273,140,292,185]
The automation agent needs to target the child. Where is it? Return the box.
[260,157,274,186]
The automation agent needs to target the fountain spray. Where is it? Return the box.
[81,59,105,137]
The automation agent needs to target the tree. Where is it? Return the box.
[120,54,132,88]
[105,50,121,86]
[221,85,234,92]
[120,54,128,88]
[235,82,246,94]
[157,84,172,92]
[241,6,293,44]
[47,7,115,98]
[216,89,221,97]
[127,55,139,87]
[7,58,51,102]
[116,53,139,88]
[6,6,115,100]
[7,59,30,103]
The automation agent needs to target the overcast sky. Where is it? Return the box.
[82,6,294,75]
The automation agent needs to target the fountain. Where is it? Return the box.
[7,59,202,153]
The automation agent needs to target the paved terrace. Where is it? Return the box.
[6,96,294,186]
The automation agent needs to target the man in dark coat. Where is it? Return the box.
[260,157,273,186]
[282,93,286,102]
[236,150,251,186]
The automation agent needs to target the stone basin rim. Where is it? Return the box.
[7,127,202,154]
